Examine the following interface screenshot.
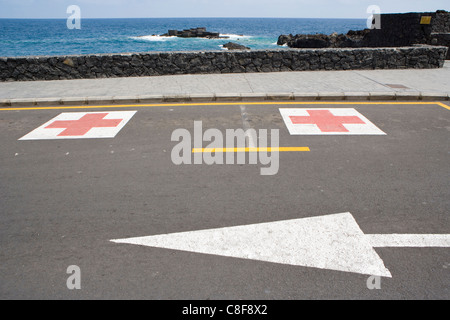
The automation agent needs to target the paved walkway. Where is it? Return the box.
[1,62,449,106]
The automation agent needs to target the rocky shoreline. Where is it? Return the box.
[277,11,450,59]
[277,30,372,49]
[1,13,448,82]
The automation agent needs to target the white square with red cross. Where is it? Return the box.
[19,111,137,140]
[279,108,386,135]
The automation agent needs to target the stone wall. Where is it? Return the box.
[0,46,447,82]
[279,11,450,59]
[366,12,450,47]
[432,11,450,33]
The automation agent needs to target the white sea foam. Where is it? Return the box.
[131,34,251,42]
[219,34,252,40]
[131,35,175,42]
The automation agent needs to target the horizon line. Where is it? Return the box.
[0,16,368,20]
[1,10,442,20]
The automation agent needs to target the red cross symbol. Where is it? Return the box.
[289,110,366,133]
[45,113,122,136]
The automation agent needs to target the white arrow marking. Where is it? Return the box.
[111,212,450,278]
[367,234,450,248]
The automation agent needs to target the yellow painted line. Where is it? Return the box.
[192,147,310,153]
[436,102,450,111]
[0,101,449,111]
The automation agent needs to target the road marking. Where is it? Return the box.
[192,147,310,153]
[436,102,450,111]
[280,108,386,135]
[19,111,136,140]
[289,109,366,133]
[1,101,449,112]
[44,113,122,136]
[112,213,391,277]
[111,212,450,278]
[367,234,450,247]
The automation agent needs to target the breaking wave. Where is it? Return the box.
[130,35,176,42]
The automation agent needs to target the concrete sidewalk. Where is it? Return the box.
[1,61,449,106]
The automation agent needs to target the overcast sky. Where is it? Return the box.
[1,0,449,19]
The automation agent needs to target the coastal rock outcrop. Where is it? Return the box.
[277,31,370,48]
[161,27,228,39]
[277,11,450,59]
[222,42,250,50]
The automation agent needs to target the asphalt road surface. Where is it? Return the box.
[0,101,449,300]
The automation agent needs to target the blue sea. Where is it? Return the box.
[0,18,367,57]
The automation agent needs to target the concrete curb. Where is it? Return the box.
[0,92,449,107]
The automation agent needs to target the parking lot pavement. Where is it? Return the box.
[0,101,449,300]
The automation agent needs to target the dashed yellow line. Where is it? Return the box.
[192,147,310,153]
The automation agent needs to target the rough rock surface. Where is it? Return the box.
[278,11,450,59]
[160,27,227,39]
[222,42,251,50]
[1,46,447,82]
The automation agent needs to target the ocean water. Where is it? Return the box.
[0,18,367,57]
